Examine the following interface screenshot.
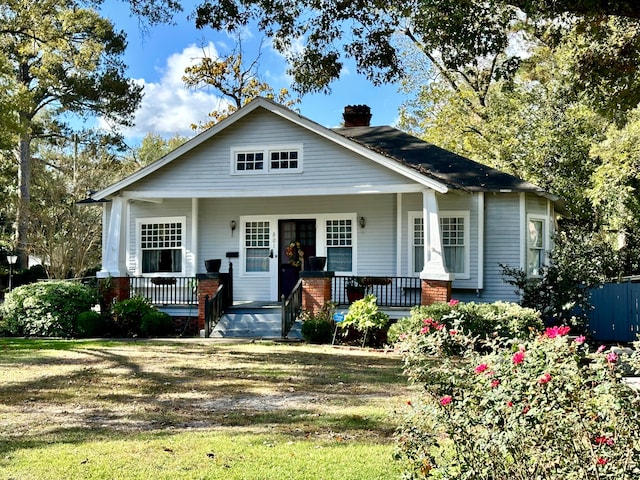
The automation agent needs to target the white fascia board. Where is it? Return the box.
[121,183,426,199]
[93,97,448,200]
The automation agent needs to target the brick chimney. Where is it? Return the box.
[342,105,372,127]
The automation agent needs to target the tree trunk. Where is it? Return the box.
[15,133,31,270]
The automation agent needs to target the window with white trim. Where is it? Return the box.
[410,211,470,278]
[244,221,271,273]
[527,217,545,277]
[326,219,353,272]
[139,218,184,274]
[236,151,264,171]
[232,145,302,174]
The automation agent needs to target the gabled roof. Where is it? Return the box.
[332,126,544,194]
[91,97,561,207]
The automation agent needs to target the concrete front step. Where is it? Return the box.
[209,309,302,339]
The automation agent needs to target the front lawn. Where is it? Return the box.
[0,339,411,479]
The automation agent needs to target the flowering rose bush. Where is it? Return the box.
[394,325,640,479]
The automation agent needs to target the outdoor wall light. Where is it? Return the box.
[230,220,237,236]
[359,216,366,228]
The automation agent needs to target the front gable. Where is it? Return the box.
[93,98,447,201]
[123,107,425,199]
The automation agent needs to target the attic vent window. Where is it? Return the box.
[232,145,303,174]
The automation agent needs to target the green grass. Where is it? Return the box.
[0,339,412,479]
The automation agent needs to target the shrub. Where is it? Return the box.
[75,310,107,337]
[339,294,389,347]
[300,303,336,344]
[111,296,175,337]
[388,300,542,348]
[0,281,97,337]
[140,310,175,337]
[394,328,640,479]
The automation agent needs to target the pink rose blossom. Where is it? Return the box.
[475,363,489,374]
[544,325,571,339]
[574,335,586,344]
[596,345,606,354]
[595,436,614,446]
[449,329,458,335]
[597,457,608,466]
[440,395,453,406]
[419,327,429,334]
[512,350,525,365]
[538,373,552,384]
[507,401,513,407]
[491,379,501,388]
[606,352,618,363]
[448,299,460,307]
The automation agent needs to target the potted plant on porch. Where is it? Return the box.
[345,277,366,303]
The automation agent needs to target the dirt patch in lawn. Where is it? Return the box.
[0,340,413,446]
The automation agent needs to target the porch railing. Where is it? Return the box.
[332,275,422,308]
[281,278,303,338]
[129,276,198,306]
[204,284,225,337]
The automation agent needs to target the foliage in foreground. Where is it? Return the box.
[0,281,97,336]
[339,294,390,347]
[394,320,640,479]
[388,300,542,349]
[111,295,174,337]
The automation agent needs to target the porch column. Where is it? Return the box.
[301,271,334,314]
[197,273,220,332]
[97,196,128,278]
[420,189,453,305]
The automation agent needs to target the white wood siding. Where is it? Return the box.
[480,193,522,303]
[128,109,412,195]
[126,199,194,275]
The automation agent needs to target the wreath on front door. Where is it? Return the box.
[285,241,304,267]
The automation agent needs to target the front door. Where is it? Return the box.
[279,219,316,298]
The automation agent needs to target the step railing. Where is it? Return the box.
[281,278,303,338]
[332,275,422,307]
[204,284,225,337]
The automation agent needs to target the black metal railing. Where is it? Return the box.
[129,276,198,306]
[281,278,303,338]
[332,275,422,308]
[204,284,225,337]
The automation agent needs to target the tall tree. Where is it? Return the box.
[0,0,143,268]
[182,40,299,129]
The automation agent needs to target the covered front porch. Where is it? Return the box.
[101,271,451,339]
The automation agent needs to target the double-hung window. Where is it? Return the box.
[244,221,271,273]
[233,145,302,174]
[410,211,470,278]
[527,217,546,277]
[326,219,353,272]
[139,217,184,274]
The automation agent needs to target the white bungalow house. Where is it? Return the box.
[90,97,561,333]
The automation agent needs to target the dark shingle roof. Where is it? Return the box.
[332,125,544,193]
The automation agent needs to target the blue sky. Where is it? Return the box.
[100,1,406,144]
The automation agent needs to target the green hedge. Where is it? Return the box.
[1,281,97,337]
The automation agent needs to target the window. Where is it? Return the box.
[440,216,466,275]
[270,150,299,170]
[410,212,469,278]
[236,151,264,171]
[527,217,545,276]
[245,221,271,273]
[139,219,184,274]
[412,216,424,273]
[326,219,353,272]
[232,145,302,174]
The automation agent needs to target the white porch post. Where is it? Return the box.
[420,189,454,281]
[97,196,128,278]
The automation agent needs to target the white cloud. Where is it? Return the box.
[104,43,230,142]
